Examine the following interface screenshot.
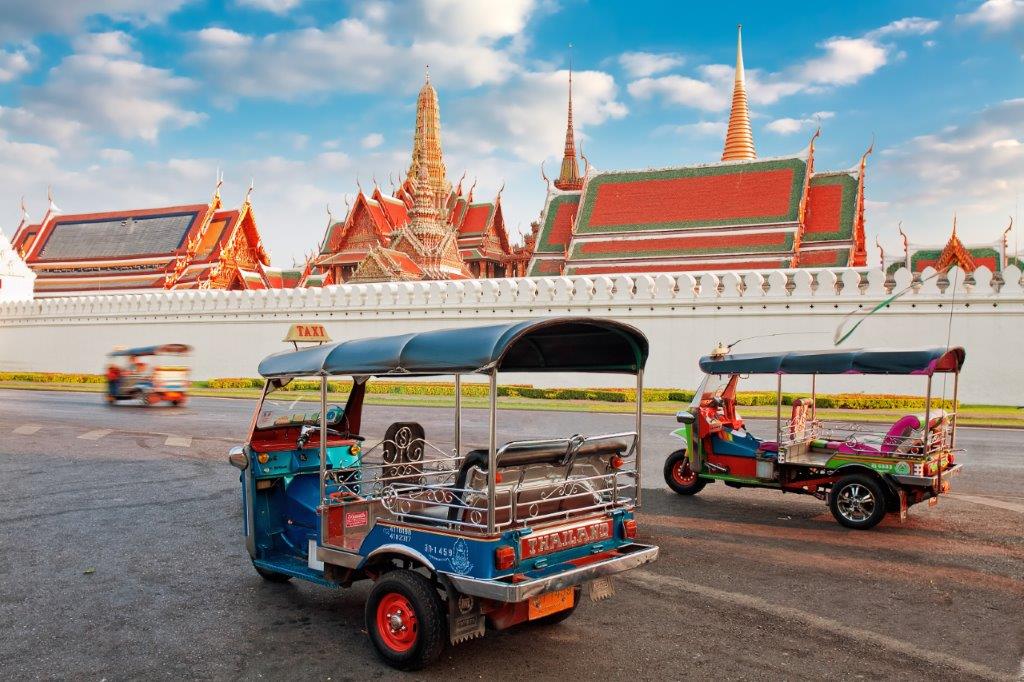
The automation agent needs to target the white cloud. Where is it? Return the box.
[99,148,134,163]
[765,111,833,135]
[24,45,204,142]
[361,133,384,149]
[0,0,191,41]
[235,0,302,14]
[71,31,138,57]
[958,0,1024,30]
[189,0,543,101]
[458,69,626,163]
[628,16,937,111]
[619,51,684,78]
[796,37,888,86]
[0,106,84,146]
[0,43,37,83]
[866,17,941,39]
[417,0,537,43]
[628,74,728,111]
[872,98,1024,246]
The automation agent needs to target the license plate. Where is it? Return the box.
[528,587,575,620]
[588,576,615,602]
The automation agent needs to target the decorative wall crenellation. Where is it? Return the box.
[1,266,1020,324]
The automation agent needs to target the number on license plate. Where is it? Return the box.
[528,587,575,620]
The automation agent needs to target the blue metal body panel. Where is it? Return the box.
[235,440,638,588]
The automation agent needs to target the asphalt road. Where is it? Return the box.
[0,389,1021,680]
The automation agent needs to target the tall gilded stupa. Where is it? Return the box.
[407,68,452,211]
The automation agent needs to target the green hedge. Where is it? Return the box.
[0,372,105,384]
[0,372,954,410]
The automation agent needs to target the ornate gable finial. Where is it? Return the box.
[580,144,590,177]
[356,173,363,195]
[540,160,550,191]
[722,24,756,162]
[467,177,477,202]
[244,177,255,205]
[17,196,29,229]
[875,235,884,269]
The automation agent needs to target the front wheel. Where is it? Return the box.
[366,570,446,671]
[664,449,707,495]
[829,474,887,530]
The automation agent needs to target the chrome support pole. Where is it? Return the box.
[487,371,498,535]
[811,374,817,422]
[319,373,328,543]
[950,371,959,449]
[454,374,462,457]
[776,375,783,445]
[635,369,644,507]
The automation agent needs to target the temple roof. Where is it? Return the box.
[575,152,809,236]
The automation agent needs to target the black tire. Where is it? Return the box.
[365,570,446,671]
[829,474,887,530]
[530,586,582,625]
[664,449,707,495]
[252,561,292,583]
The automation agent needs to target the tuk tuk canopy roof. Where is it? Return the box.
[109,344,192,357]
[699,347,965,376]
[257,318,649,378]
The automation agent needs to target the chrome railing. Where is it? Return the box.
[320,431,638,539]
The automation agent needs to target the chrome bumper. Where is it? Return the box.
[442,543,659,602]
[891,463,963,487]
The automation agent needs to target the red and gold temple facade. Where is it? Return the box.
[882,217,1019,274]
[529,26,868,277]
[314,73,531,284]
[11,186,274,296]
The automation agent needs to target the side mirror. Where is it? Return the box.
[228,445,248,470]
[676,411,695,425]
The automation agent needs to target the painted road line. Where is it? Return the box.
[12,424,42,435]
[164,436,192,448]
[78,429,113,441]
[624,570,1013,682]
[947,493,1024,515]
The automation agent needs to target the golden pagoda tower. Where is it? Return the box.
[721,24,756,162]
[407,67,451,210]
[554,62,583,191]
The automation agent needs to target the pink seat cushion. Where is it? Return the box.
[759,441,778,453]
[882,414,921,454]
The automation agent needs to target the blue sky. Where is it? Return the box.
[0,0,1022,264]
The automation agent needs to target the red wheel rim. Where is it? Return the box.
[672,460,696,486]
[376,593,418,653]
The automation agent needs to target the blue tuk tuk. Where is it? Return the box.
[228,318,658,669]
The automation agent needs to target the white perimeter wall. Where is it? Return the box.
[0,266,1021,405]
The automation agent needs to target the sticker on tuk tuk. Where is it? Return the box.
[894,461,911,475]
[345,510,368,528]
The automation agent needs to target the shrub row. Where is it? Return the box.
[0,372,953,410]
[0,371,105,384]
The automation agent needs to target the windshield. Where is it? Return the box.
[690,373,734,409]
[255,379,344,430]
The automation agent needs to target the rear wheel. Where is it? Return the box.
[365,570,446,671]
[171,397,186,407]
[144,393,161,406]
[664,449,707,495]
[829,474,887,530]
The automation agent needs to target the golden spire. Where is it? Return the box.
[722,24,756,162]
[408,66,450,209]
[555,50,582,191]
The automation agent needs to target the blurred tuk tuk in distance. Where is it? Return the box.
[228,317,658,670]
[105,343,192,406]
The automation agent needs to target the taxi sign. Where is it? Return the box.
[283,323,331,345]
